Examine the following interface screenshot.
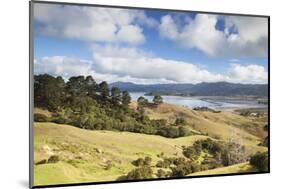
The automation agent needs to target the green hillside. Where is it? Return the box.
[34,122,209,185]
[189,162,257,176]
[34,119,266,186]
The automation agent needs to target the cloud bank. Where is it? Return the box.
[35,44,268,84]
[34,4,268,84]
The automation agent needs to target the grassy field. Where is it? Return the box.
[34,103,268,186]
[188,162,257,176]
[34,122,209,185]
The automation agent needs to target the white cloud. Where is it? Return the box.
[33,44,268,85]
[91,44,225,83]
[226,64,268,84]
[159,14,268,57]
[34,56,94,78]
[34,4,157,45]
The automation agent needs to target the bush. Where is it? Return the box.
[182,147,199,160]
[144,156,152,166]
[34,113,48,122]
[178,126,190,137]
[47,155,60,163]
[156,169,167,178]
[250,152,269,172]
[132,156,152,167]
[125,166,153,180]
[174,117,187,126]
[132,158,145,167]
[35,159,47,165]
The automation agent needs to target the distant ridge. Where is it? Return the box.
[109,81,268,96]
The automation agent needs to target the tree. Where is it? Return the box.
[34,74,65,111]
[66,76,87,97]
[153,95,163,105]
[85,75,96,97]
[99,81,109,99]
[111,87,122,105]
[137,96,148,106]
[121,90,131,108]
[137,96,148,116]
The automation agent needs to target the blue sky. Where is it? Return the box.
[33,3,268,84]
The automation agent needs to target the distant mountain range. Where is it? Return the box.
[109,81,268,97]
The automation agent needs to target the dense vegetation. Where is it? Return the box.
[34,74,191,138]
[120,139,249,180]
[250,152,269,172]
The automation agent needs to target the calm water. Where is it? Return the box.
[130,92,267,110]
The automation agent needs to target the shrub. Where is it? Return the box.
[47,155,60,163]
[125,166,153,180]
[132,156,152,167]
[221,143,246,166]
[132,158,145,167]
[174,117,187,126]
[35,159,47,165]
[34,113,48,122]
[156,169,167,178]
[156,158,172,168]
[178,126,190,137]
[144,156,152,166]
[182,147,199,160]
[250,152,269,172]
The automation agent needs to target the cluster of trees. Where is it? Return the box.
[137,95,163,108]
[118,139,267,180]
[156,157,200,177]
[34,74,189,138]
[34,74,131,111]
[182,139,247,169]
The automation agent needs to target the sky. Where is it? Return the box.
[33,3,268,84]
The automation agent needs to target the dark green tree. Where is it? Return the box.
[99,81,109,99]
[121,90,131,108]
[66,76,87,97]
[153,95,163,105]
[34,74,65,111]
[250,152,268,172]
[111,86,121,105]
[137,96,148,109]
[85,75,96,97]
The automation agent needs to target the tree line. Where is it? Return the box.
[34,74,190,138]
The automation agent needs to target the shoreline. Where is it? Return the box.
[130,100,268,113]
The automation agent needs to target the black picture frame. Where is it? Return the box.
[29,1,270,188]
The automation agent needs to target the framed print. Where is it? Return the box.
[30,1,270,188]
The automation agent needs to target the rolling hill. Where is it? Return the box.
[33,102,267,186]
[110,81,268,96]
